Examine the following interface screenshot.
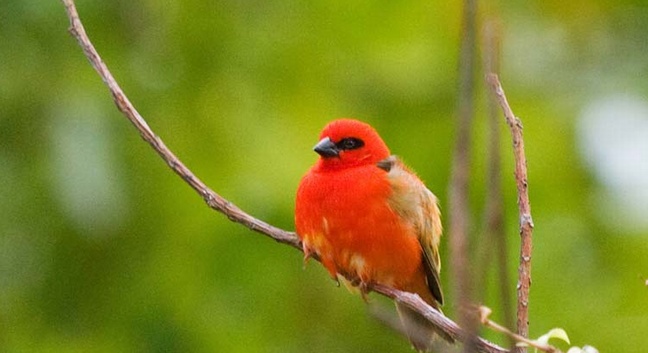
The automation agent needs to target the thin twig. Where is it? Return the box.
[480,19,515,349]
[479,307,558,353]
[486,73,534,353]
[61,0,508,352]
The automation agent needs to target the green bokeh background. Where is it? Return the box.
[2,1,647,352]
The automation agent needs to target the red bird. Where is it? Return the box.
[295,119,446,351]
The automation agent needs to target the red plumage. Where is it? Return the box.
[295,119,447,351]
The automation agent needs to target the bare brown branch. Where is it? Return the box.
[61,0,301,252]
[375,285,508,353]
[486,74,534,353]
[61,0,509,352]
[480,19,515,350]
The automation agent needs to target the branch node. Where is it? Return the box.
[514,117,523,129]
[521,214,534,228]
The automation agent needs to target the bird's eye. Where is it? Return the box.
[337,137,364,151]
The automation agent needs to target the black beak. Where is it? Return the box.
[313,137,339,158]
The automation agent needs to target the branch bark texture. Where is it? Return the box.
[61,1,508,352]
[486,74,535,353]
[481,21,515,349]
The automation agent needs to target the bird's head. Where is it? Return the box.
[313,119,390,170]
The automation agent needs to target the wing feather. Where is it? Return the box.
[378,156,444,305]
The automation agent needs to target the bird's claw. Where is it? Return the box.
[358,281,372,302]
[302,247,312,269]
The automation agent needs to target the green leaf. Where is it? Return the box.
[537,328,571,346]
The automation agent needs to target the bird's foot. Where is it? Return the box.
[302,246,313,269]
[358,281,373,303]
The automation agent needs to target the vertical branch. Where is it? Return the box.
[449,0,478,350]
[486,74,534,353]
[479,19,515,349]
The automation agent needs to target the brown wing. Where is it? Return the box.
[377,156,444,305]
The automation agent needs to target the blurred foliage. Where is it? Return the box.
[1,0,647,352]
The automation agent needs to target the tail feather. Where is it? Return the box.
[395,302,454,352]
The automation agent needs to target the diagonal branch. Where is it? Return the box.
[61,1,508,352]
[60,0,300,252]
[375,285,508,353]
[486,74,535,353]
[479,306,558,353]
